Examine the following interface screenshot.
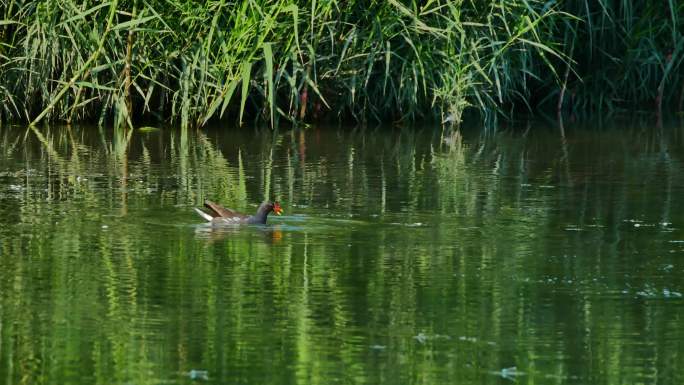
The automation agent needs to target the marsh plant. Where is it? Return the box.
[0,1,682,128]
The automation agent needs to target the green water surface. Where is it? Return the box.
[1,123,683,385]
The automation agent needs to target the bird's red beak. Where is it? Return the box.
[274,203,283,216]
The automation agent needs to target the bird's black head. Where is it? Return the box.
[258,201,283,216]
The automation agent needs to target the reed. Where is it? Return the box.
[0,0,680,128]
[551,1,684,117]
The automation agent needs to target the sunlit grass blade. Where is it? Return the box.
[264,42,274,128]
[239,61,252,126]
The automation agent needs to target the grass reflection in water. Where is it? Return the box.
[0,123,683,385]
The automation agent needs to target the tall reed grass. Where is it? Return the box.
[0,0,681,128]
[551,1,684,117]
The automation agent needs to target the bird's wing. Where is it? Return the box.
[204,200,246,218]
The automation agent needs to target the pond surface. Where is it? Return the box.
[1,122,683,385]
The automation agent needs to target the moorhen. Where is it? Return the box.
[195,200,283,225]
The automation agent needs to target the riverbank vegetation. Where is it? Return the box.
[0,0,682,128]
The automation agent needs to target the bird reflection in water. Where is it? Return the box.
[194,223,285,244]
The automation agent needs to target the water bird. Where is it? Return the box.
[195,200,283,225]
